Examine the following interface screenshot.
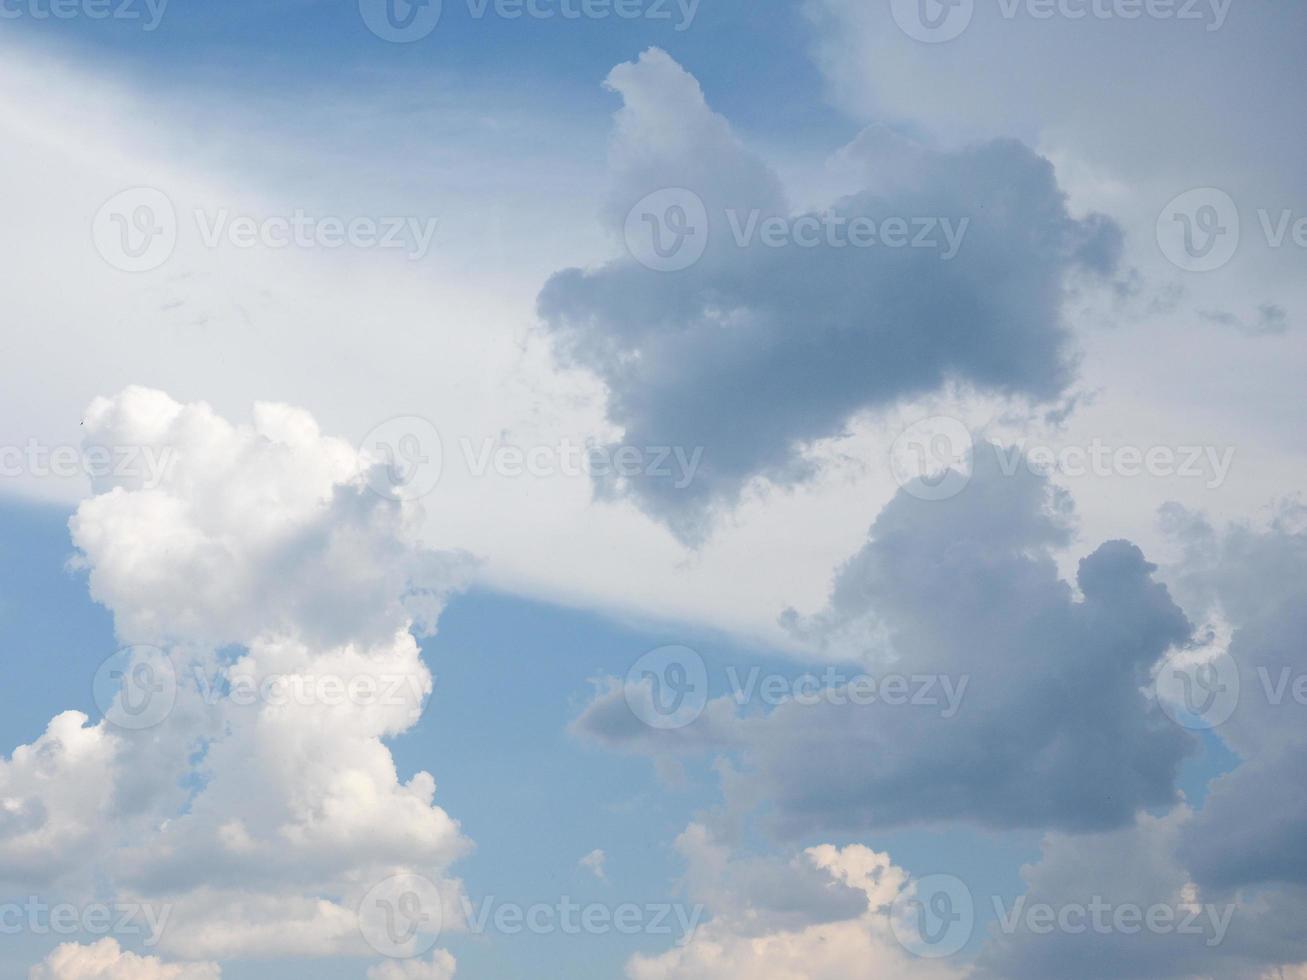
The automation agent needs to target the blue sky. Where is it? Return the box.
[2,1,1306,978]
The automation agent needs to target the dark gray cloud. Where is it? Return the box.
[537,49,1121,543]
[574,445,1195,835]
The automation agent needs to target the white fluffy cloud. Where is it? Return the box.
[2,388,471,961]
[29,939,219,980]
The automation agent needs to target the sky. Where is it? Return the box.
[0,1,1305,978]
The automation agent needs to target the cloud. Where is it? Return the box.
[29,939,220,980]
[580,848,608,880]
[538,49,1121,542]
[972,808,1307,980]
[624,823,962,979]
[1,388,471,960]
[1159,507,1307,893]
[576,444,1194,834]
[366,950,458,980]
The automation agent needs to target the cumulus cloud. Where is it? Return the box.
[538,49,1121,542]
[29,939,220,980]
[575,444,1194,835]
[366,949,458,980]
[1,388,471,960]
[1157,507,1307,893]
[972,808,1307,980]
[625,823,962,979]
